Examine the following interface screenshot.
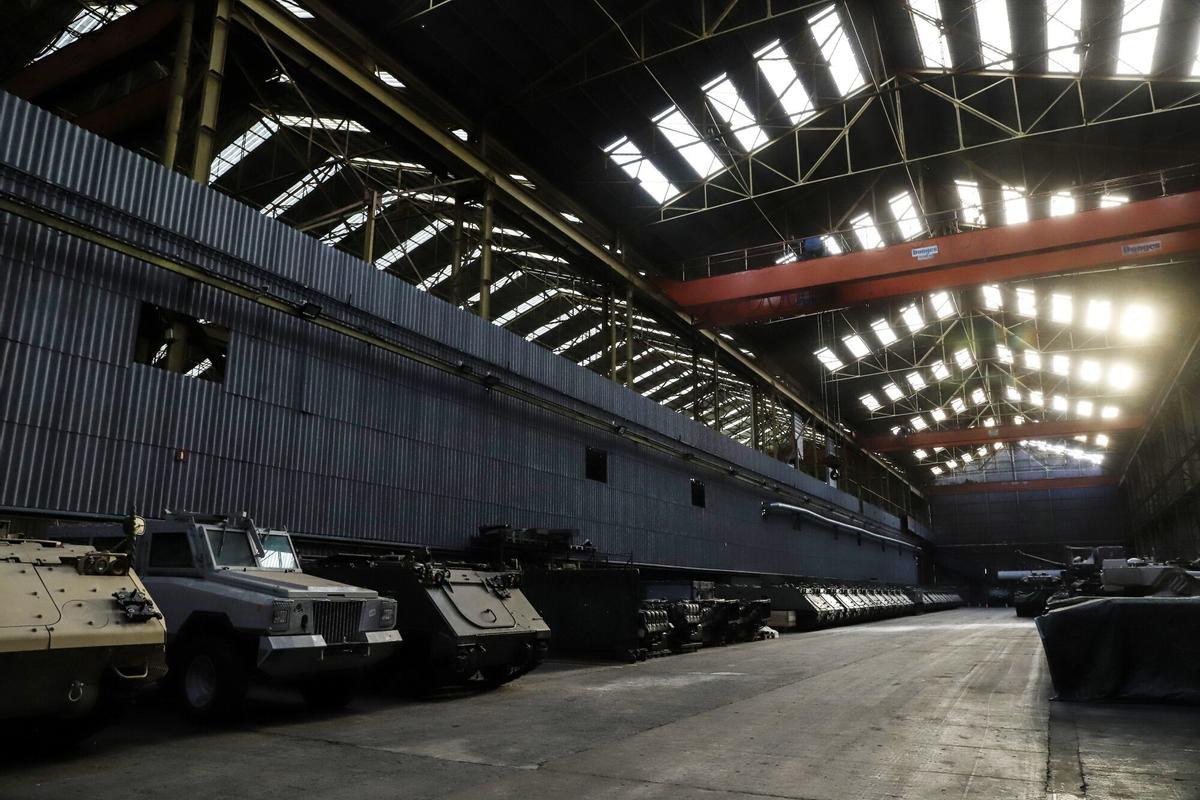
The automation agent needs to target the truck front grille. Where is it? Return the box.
[312,600,363,644]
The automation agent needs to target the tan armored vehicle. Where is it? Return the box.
[0,532,168,735]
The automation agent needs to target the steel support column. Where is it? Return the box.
[478,184,494,322]
[624,285,634,389]
[162,0,195,171]
[191,0,232,184]
[362,189,379,264]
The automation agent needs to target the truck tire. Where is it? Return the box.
[300,673,355,711]
[174,636,247,721]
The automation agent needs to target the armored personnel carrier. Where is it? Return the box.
[55,513,401,719]
[0,528,167,737]
[305,554,550,691]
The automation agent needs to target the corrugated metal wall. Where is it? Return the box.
[0,91,916,582]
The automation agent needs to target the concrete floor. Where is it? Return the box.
[2,608,1198,799]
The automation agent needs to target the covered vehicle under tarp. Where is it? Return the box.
[1036,597,1200,703]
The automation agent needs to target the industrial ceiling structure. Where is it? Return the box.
[6,0,1200,521]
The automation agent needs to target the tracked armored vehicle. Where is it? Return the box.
[0,530,167,737]
[305,554,550,691]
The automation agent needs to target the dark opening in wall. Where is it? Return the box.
[691,479,706,508]
[586,447,608,483]
[134,303,229,384]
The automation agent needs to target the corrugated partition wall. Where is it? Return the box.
[0,91,918,582]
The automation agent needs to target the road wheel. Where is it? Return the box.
[480,665,517,688]
[301,674,356,711]
[176,636,246,721]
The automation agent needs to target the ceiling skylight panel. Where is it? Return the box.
[375,68,405,88]
[1046,0,1082,73]
[889,192,925,240]
[33,4,136,62]
[494,290,559,327]
[929,291,955,320]
[883,383,904,401]
[823,235,844,255]
[260,160,343,218]
[1030,390,1044,406]
[951,397,967,414]
[975,0,1014,70]
[276,115,369,133]
[843,334,871,359]
[851,213,885,250]
[981,284,1003,310]
[1050,191,1076,217]
[653,106,723,178]
[1051,354,1070,376]
[860,393,882,412]
[900,304,925,333]
[971,387,987,405]
[1024,350,1042,370]
[906,371,927,391]
[1100,194,1129,208]
[931,408,947,422]
[1016,287,1037,317]
[954,348,973,370]
[808,5,867,96]
[209,118,280,182]
[1115,0,1164,76]
[754,40,816,124]
[1005,385,1022,402]
[1002,187,1029,225]
[931,360,950,380]
[996,344,1013,364]
[277,0,313,18]
[703,74,768,152]
[956,180,986,226]
[871,319,898,346]
[814,347,844,371]
[1051,293,1073,323]
[910,416,929,431]
[604,137,681,204]
[909,0,950,69]
[1086,299,1112,331]
[375,220,455,270]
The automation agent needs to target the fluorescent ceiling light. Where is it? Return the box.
[954,348,973,369]
[1024,350,1042,370]
[971,387,987,405]
[754,40,815,124]
[653,106,723,178]
[883,383,904,401]
[1080,360,1102,382]
[851,213,885,250]
[1116,0,1164,76]
[1096,433,1110,447]
[909,0,950,69]
[976,0,1014,70]
[951,397,966,414]
[605,137,681,205]
[931,408,947,422]
[1030,390,1044,406]
[1109,364,1134,391]
[1101,405,1120,419]
[1051,354,1070,376]
[808,5,867,96]
[996,344,1013,364]
[901,304,925,333]
[1050,190,1077,217]
[860,393,882,412]
[872,319,898,346]
[703,74,768,152]
[1005,385,1021,402]
[914,449,929,460]
[907,371,927,391]
[1016,286,1037,317]
[375,68,404,88]
[843,334,871,359]
[1046,0,1083,73]
[981,284,1003,310]
[1120,304,1152,338]
[1077,399,1094,417]
[1086,299,1112,331]
[1051,294,1073,323]
[1052,395,1068,411]
[956,180,986,226]
[890,192,926,240]
[931,360,950,380]
[911,416,929,431]
[929,291,955,320]
[1003,187,1029,225]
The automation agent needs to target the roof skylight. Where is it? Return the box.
[1086,299,1112,331]
[860,393,882,412]
[871,318,898,346]
[931,360,950,380]
[260,159,343,219]
[889,192,925,240]
[900,304,925,333]
[814,347,844,371]
[1046,0,1083,73]
[604,137,681,204]
[909,0,950,69]
[33,4,136,63]
[1100,194,1129,208]
[1050,354,1070,376]
[754,40,816,124]
[1115,0,1164,76]
[277,0,314,18]
[1109,364,1134,391]
[822,235,845,255]
[906,371,927,391]
[982,284,1003,310]
[808,5,867,96]
[703,74,768,152]
[653,105,723,178]
[1030,390,1044,406]
[971,387,987,405]
[1052,395,1069,411]
[1077,399,1094,418]
[1050,191,1076,217]
[1002,187,1029,225]
[1080,359,1102,383]
[843,334,871,359]
[850,213,885,250]
[375,68,405,88]
[209,119,281,182]
[931,408,947,422]
[883,383,904,401]
[954,348,973,370]
[375,220,454,270]
[975,0,1014,70]
[910,416,929,431]
[929,291,955,320]
[996,344,1013,364]
[951,397,967,414]
[1016,286,1037,317]
[1120,304,1152,338]
[1005,385,1022,402]
[956,180,986,226]
[1051,293,1073,323]
[1024,350,1042,370]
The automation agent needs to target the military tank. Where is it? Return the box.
[0,525,167,739]
[305,554,550,691]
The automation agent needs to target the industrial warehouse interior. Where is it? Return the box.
[1,0,1199,798]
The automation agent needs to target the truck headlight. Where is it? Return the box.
[379,600,397,629]
[271,600,291,627]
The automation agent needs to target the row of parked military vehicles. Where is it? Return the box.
[1,512,962,739]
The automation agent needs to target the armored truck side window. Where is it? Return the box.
[260,533,298,569]
[149,531,194,568]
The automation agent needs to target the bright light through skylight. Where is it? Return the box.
[1096,433,1111,447]
[605,137,681,204]
[972,387,987,405]
[1109,364,1134,390]
[860,393,882,412]
[1016,287,1037,317]
[32,4,137,62]
[1086,299,1112,331]
[951,397,967,414]
[1100,194,1129,208]
[815,347,844,371]
[1046,0,1083,73]
[1052,354,1070,376]
[823,235,844,255]
[1077,399,1094,418]
[1030,390,1044,406]
[1003,187,1029,225]
[1101,405,1120,419]
[1116,0,1164,76]
[850,213,885,250]
[976,0,1014,70]
[1006,385,1021,402]
[1051,293,1073,323]
[1080,360,1102,382]
[889,192,925,239]
[911,416,929,431]
[928,291,955,320]
[883,383,904,401]
[982,284,1003,310]
[931,360,950,380]
[654,106,723,178]
[907,371,927,391]
[954,348,973,370]
[754,40,816,124]
[843,334,871,359]
[808,5,867,96]
[909,0,950,69]
[956,180,986,226]
[996,344,1013,364]
[871,319,898,346]
[1050,191,1076,216]
[277,0,313,18]
[901,304,925,333]
[931,408,947,422]
[703,74,768,152]
[1120,304,1152,338]
[1024,350,1042,370]
[1053,395,1069,411]
[261,159,343,218]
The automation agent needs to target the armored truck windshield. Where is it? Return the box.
[203,527,298,570]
